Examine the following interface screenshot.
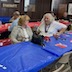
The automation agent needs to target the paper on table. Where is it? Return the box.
[55,43,67,48]
[0,42,3,46]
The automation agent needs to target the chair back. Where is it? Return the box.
[58,51,72,63]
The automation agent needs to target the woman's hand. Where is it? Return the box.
[53,33,60,39]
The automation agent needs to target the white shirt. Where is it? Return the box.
[23,28,29,41]
[38,21,67,37]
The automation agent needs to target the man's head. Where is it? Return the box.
[13,11,20,19]
[63,12,68,17]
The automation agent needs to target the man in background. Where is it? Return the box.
[61,12,70,21]
[60,12,71,30]
[8,11,20,31]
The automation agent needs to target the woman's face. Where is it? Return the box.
[44,16,51,25]
[22,20,29,26]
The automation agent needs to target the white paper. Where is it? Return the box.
[0,42,3,46]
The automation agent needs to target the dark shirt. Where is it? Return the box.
[60,16,70,22]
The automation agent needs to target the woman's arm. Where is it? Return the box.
[10,26,21,43]
[54,22,67,38]
[56,28,66,35]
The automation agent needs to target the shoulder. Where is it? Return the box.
[51,21,59,25]
[51,21,62,26]
[13,18,19,23]
[12,20,17,25]
[52,21,67,28]
[13,25,22,30]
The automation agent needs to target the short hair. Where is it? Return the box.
[41,13,55,23]
[18,15,30,26]
[13,11,20,16]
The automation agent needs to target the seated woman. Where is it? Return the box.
[10,15,33,43]
[38,13,67,37]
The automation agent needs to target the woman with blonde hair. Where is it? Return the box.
[10,15,33,43]
[38,13,67,37]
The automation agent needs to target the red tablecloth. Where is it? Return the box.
[59,20,71,26]
[0,22,40,47]
[0,22,41,33]
[0,38,11,47]
[0,24,11,33]
[28,22,41,28]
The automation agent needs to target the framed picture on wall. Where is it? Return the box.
[24,0,35,12]
[14,0,20,3]
[68,3,72,15]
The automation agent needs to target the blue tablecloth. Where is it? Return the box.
[43,33,72,56]
[0,16,11,23]
[0,32,72,72]
[0,42,58,72]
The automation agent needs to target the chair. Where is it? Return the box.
[52,51,72,72]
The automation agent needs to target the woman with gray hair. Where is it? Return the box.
[38,13,67,37]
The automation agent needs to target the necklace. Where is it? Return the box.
[45,24,50,33]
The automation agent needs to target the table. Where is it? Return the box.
[0,24,11,33]
[28,22,41,28]
[59,20,71,26]
[43,33,72,56]
[0,31,72,72]
[0,38,11,47]
[0,16,11,23]
[0,22,41,33]
[0,42,58,72]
